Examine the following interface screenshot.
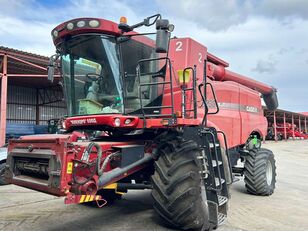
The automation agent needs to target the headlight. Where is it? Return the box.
[89,20,100,28]
[124,119,132,125]
[114,118,121,127]
[77,20,86,28]
[67,22,74,30]
[62,120,67,130]
[52,30,58,37]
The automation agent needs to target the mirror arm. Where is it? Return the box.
[124,14,162,32]
[145,14,161,26]
[48,54,60,67]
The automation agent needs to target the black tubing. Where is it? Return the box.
[98,154,153,187]
[72,142,102,185]
[117,183,152,190]
[99,151,120,176]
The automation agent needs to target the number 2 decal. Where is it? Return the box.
[175,41,183,51]
[175,41,203,64]
[198,53,202,63]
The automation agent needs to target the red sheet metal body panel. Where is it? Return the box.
[6,133,147,197]
[7,134,73,196]
[168,38,267,147]
[52,18,121,46]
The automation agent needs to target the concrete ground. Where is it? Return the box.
[0,140,308,231]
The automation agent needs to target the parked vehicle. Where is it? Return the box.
[5,15,278,230]
[273,123,308,139]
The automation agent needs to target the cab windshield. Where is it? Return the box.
[61,34,162,116]
[62,35,122,116]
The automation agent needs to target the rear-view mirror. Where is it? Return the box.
[47,65,55,82]
[47,54,60,83]
[155,19,172,53]
[156,29,170,53]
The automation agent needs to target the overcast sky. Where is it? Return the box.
[0,0,307,112]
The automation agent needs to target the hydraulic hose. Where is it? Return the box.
[98,151,120,176]
[86,142,119,176]
[72,159,96,185]
[73,142,102,185]
[80,141,104,176]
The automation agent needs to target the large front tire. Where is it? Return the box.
[244,148,276,196]
[151,137,210,231]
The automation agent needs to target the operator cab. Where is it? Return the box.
[49,16,174,128]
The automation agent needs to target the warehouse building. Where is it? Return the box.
[264,108,308,141]
[0,46,66,146]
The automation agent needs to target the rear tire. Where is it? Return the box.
[0,163,8,185]
[244,148,276,195]
[151,137,210,231]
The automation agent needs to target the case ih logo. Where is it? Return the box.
[245,106,258,113]
[71,118,97,125]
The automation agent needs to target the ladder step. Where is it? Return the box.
[215,178,225,187]
[209,143,220,148]
[217,195,228,206]
[232,175,240,183]
[218,212,227,226]
[212,160,222,167]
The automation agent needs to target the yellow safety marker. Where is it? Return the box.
[77,183,125,204]
[103,183,125,195]
[80,195,86,203]
[85,195,91,202]
[79,194,98,203]
[103,183,117,189]
[177,69,192,84]
[67,162,73,174]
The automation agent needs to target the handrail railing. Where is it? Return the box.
[136,57,175,120]
[180,65,197,119]
[199,59,220,126]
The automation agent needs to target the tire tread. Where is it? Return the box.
[151,136,209,230]
[244,148,276,196]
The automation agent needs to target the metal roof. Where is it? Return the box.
[0,46,59,87]
[0,46,49,63]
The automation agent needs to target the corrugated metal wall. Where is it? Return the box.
[39,103,67,124]
[7,104,36,124]
[37,87,67,124]
[7,85,67,125]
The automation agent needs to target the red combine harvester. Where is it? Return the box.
[5,15,278,230]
